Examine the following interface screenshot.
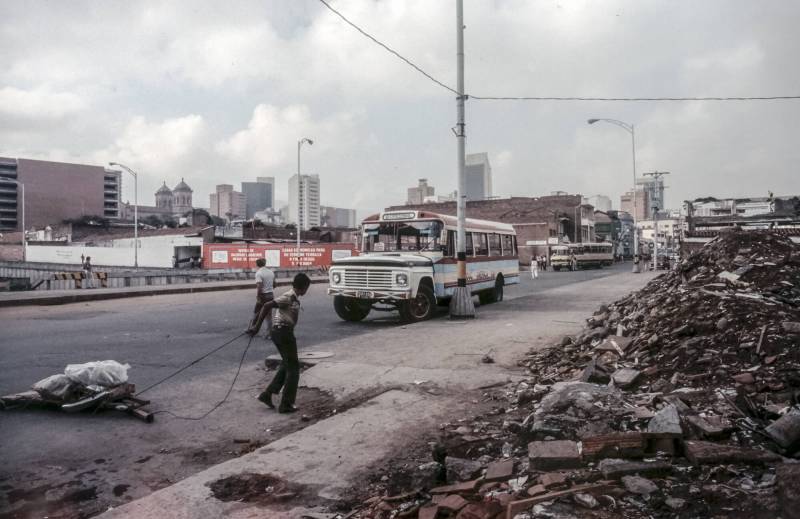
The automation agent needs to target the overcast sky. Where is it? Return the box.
[1,0,798,216]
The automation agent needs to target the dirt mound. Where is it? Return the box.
[208,473,301,504]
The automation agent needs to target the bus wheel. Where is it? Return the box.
[333,296,371,322]
[399,285,436,322]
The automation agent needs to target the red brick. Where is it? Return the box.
[439,494,469,513]
[430,480,480,494]
[684,440,782,465]
[484,459,515,482]
[418,504,439,519]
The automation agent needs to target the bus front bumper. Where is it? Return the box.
[327,287,412,300]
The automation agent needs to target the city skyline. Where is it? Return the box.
[1,1,798,217]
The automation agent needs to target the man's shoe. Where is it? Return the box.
[257,391,275,409]
[278,405,298,414]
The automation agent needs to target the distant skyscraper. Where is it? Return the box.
[636,176,666,212]
[589,195,612,212]
[465,152,492,201]
[407,178,435,205]
[210,184,246,222]
[242,177,274,219]
[289,174,321,230]
[620,190,649,221]
[320,206,357,228]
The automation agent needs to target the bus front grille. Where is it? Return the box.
[343,269,393,289]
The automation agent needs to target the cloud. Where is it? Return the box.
[216,103,359,172]
[0,86,86,123]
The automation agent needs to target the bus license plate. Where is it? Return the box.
[356,290,373,299]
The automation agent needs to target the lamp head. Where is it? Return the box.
[587,119,600,125]
[109,162,118,166]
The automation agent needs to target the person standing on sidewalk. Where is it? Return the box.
[249,258,275,339]
[530,256,539,279]
[83,256,95,289]
[248,273,311,414]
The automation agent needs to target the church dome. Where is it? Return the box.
[156,182,172,195]
[173,178,193,192]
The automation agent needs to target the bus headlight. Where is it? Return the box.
[331,272,342,285]
[395,273,408,286]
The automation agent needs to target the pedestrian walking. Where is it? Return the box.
[249,258,275,339]
[83,256,95,289]
[248,273,311,414]
[531,256,539,279]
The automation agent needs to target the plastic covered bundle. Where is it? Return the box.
[32,374,78,400]
[64,360,130,387]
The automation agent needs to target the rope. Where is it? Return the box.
[135,332,248,397]
[152,334,256,421]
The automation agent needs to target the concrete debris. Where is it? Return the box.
[621,475,658,496]
[347,230,800,519]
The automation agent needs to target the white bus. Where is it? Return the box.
[550,242,614,271]
[327,210,520,322]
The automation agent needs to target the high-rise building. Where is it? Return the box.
[0,157,121,231]
[465,152,492,201]
[209,184,246,222]
[320,206,357,228]
[636,176,666,213]
[620,190,649,221]
[588,195,612,212]
[407,178,435,205]
[242,177,274,219]
[288,174,320,230]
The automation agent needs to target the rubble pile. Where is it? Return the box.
[346,230,800,519]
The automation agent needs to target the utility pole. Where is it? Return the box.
[449,0,475,319]
[642,171,670,271]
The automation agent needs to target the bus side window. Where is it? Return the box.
[489,234,501,256]
[476,233,488,256]
[466,233,474,257]
[446,230,456,257]
[501,234,511,256]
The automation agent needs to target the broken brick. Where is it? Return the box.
[581,433,645,460]
[418,504,439,519]
[526,484,547,496]
[456,501,503,519]
[646,405,682,438]
[438,494,469,513]
[765,410,800,452]
[685,415,730,440]
[611,368,641,388]
[538,472,568,489]
[484,459,514,482]
[684,440,782,465]
[430,480,479,494]
[528,440,582,470]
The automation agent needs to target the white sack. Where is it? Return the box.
[64,360,130,387]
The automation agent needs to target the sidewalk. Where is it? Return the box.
[0,276,328,308]
[98,270,658,519]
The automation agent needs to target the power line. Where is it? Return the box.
[316,0,460,96]
[470,95,800,101]
[316,0,800,103]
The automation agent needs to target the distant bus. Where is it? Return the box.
[327,210,520,322]
[550,242,614,271]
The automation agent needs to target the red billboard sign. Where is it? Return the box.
[202,243,358,269]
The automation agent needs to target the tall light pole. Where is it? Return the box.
[108,162,138,268]
[296,138,314,260]
[6,179,25,261]
[449,0,475,318]
[587,118,640,273]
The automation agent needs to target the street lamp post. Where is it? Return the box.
[587,118,640,273]
[108,162,138,268]
[296,138,314,261]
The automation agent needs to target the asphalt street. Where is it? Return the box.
[0,261,631,518]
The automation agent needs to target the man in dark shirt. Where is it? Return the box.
[247,273,311,413]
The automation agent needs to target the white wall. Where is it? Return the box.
[24,235,201,268]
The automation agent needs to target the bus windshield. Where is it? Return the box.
[363,221,443,252]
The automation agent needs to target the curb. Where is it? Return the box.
[0,278,328,308]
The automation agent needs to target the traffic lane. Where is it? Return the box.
[0,262,632,393]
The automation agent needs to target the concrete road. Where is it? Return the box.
[0,262,632,518]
